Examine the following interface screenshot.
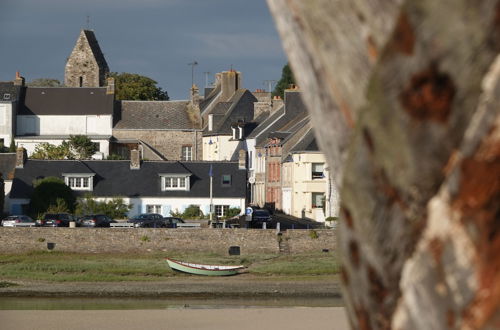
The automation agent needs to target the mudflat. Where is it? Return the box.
[0,308,349,330]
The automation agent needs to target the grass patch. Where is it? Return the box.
[0,281,18,288]
[0,251,340,282]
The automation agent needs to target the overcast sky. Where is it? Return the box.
[0,0,287,99]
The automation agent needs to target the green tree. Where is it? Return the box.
[272,63,296,99]
[9,138,16,152]
[29,177,76,217]
[110,72,169,101]
[68,135,98,159]
[75,194,132,219]
[31,142,71,160]
[27,78,62,87]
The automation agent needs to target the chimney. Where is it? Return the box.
[219,70,241,102]
[14,71,25,86]
[272,95,284,112]
[130,149,141,170]
[238,149,247,170]
[106,77,115,95]
[190,84,200,108]
[253,101,272,120]
[15,147,26,168]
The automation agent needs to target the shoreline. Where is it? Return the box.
[0,274,342,299]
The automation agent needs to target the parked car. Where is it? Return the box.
[78,214,116,227]
[127,213,166,228]
[39,213,75,227]
[251,209,272,224]
[163,217,185,228]
[1,215,35,227]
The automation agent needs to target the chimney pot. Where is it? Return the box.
[15,147,26,168]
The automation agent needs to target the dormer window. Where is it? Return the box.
[238,126,243,139]
[232,126,237,140]
[160,174,191,191]
[221,174,232,186]
[63,173,95,191]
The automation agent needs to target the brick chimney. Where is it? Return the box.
[130,149,141,170]
[238,149,247,170]
[106,77,115,95]
[14,71,25,86]
[272,95,284,111]
[190,84,200,108]
[15,147,26,168]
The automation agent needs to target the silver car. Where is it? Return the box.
[1,215,35,227]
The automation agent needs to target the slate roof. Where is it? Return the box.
[114,101,197,130]
[0,82,22,102]
[200,84,221,113]
[289,128,319,152]
[249,90,308,146]
[203,89,257,136]
[19,87,114,115]
[0,153,17,181]
[82,30,109,73]
[10,160,246,199]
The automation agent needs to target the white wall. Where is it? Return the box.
[202,135,243,161]
[0,103,14,145]
[17,115,112,136]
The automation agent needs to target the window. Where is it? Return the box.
[215,205,229,219]
[161,175,190,191]
[221,174,231,186]
[312,163,325,179]
[181,146,193,161]
[312,192,325,209]
[3,93,10,100]
[146,205,162,214]
[64,175,94,191]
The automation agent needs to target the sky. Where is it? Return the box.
[0,0,288,100]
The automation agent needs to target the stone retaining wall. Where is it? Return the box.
[0,228,335,255]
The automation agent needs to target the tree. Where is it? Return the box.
[8,138,16,152]
[75,194,132,219]
[268,0,500,328]
[29,177,76,217]
[27,78,62,87]
[109,72,169,101]
[31,142,71,160]
[68,135,98,160]
[272,63,295,98]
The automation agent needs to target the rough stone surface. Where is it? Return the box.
[0,228,335,254]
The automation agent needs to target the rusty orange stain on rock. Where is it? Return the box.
[367,264,388,304]
[428,238,443,265]
[374,168,408,209]
[363,128,375,154]
[390,12,415,55]
[341,267,350,286]
[400,63,456,123]
[355,305,372,330]
[341,206,354,229]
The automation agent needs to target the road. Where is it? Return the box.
[224,213,328,230]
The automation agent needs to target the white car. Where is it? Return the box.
[1,215,35,227]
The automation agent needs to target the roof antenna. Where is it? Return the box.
[203,72,211,88]
[188,61,198,87]
[86,15,90,30]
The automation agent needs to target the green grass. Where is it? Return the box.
[0,251,339,282]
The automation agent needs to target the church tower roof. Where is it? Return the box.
[65,29,110,88]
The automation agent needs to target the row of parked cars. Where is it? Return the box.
[1,213,185,228]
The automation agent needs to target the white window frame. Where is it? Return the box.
[181,146,193,161]
[63,173,95,191]
[146,204,162,214]
[215,205,229,219]
[160,174,191,191]
[312,163,325,180]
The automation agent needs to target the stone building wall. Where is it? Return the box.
[112,129,203,161]
[0,228,335,254]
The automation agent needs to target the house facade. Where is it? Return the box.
[9,150,246,218]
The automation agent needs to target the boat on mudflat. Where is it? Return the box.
[165,258,244,276]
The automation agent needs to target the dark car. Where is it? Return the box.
[252,209,272,223]
[127,213,166,228]
[79,214,116,227]
[39,213,75,227]
[1,215,35,227]
[163,217,185,228]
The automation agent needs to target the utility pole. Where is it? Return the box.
[188,61,198,86]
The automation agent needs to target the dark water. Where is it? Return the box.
[0,296,344,310]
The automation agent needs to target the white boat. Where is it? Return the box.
[165,258,244,276]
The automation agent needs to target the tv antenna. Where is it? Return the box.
[86,15,90,30]
[263,80,276,93]
[188,61,198,87]
[203,72,211,88]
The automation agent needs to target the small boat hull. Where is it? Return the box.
[165,258,244,276]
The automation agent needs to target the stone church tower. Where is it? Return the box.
[65,30,109,87]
